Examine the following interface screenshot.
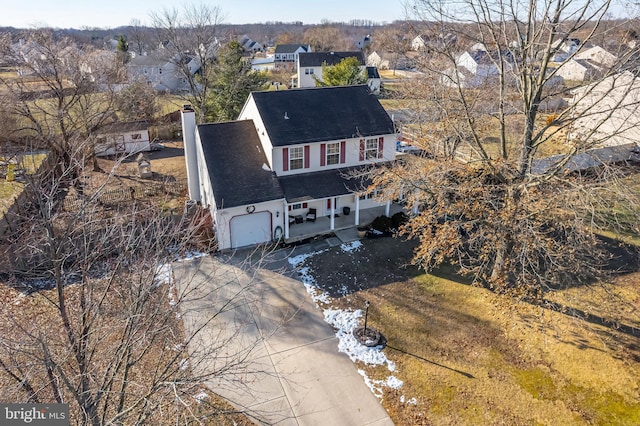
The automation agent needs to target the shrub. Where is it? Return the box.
[371,215,393,233]
[392,211,409,229]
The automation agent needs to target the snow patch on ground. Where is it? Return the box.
[288,249,328,268]
[358,369,404,399]
[193,390,209,403]
[340,240,362,253]
[156,252,208,314]
[288,245,402,400]
[400,395,418,405]
[175,251,208,262]
[324,309,395,371]
[154,263,173,287]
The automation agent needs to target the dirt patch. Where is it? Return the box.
[304,236,422,298]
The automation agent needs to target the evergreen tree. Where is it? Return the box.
[316,56,367,87]
[208,41,268,122]
[116,34,129,64]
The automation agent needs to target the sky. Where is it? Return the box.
[0,0,407,29]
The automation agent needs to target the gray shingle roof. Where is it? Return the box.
[250,85,395,147]
[531,143,640,175]
[275,44,309,54]
[298,51,365,67]
[277,165,374,202]
[97,120,148,134]
[198,120,284,208]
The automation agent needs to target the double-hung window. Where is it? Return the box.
[326,142,340,165]
[289,146,304,170]
[365,138,379,160]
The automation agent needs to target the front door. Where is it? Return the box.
[325,197,340,216]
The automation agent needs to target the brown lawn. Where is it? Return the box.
[304,237,640,425]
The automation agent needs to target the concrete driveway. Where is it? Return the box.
[172,250,393,426]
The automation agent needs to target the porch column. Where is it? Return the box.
[385,200,391,217]
[412,201,419,215]
[355,195,360,226]
[330,198,335,230]
[284,201,290,238]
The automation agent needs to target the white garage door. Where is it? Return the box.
[230,211,272,248]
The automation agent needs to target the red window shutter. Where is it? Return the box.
[378,137,384,159]
[304,145,310,168]
[283,148,289,171]
[327,199,331,209]
[288,205,292,211]
[359,139,365,161]
[303,202,308,208]
[340,141,346,164]
[320,143,326,166]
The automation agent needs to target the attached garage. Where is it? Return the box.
[229,211,272,249]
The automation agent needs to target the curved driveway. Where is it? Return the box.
[173,248,393,426]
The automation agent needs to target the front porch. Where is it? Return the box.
[285,203,405,243]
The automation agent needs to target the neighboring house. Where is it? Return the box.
[445,50,515,87]
[180,85,398,250]
[274,44,311,71]
[239,34,264,52]
[126,54,200,92]
[367,51,412,70]
[531,143,640,175]
[354,34,371,50]
[366,66,381,94]
[441,67,483,89]
[411,35,428,51]
[251,56,276,72]
[569,71,640,147]
[456,50,500,78]
[469,42,487,52]
[367,51,389,69]
[554,58,601,82]
[94,121,151,157]
[79,49,117,82]
[296,51,366,88]
[574,45,617,68]
[551,38,581,62]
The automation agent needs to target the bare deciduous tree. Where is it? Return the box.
[371,0,640,296]
[150,3,226,123]
[0,147,269,425]
[0,30,125,177]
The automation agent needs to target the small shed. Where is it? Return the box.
[94,121,151,157]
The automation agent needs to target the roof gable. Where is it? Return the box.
[275,44,309,54]
[249,85,395,147]
[298,51,365,67]
[198,120,284,208]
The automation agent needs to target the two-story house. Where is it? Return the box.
[181,85,398,250]
[126,53,200,93]
[274,44,311,71]
[443,49,516,88]
[296,51,366,88]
